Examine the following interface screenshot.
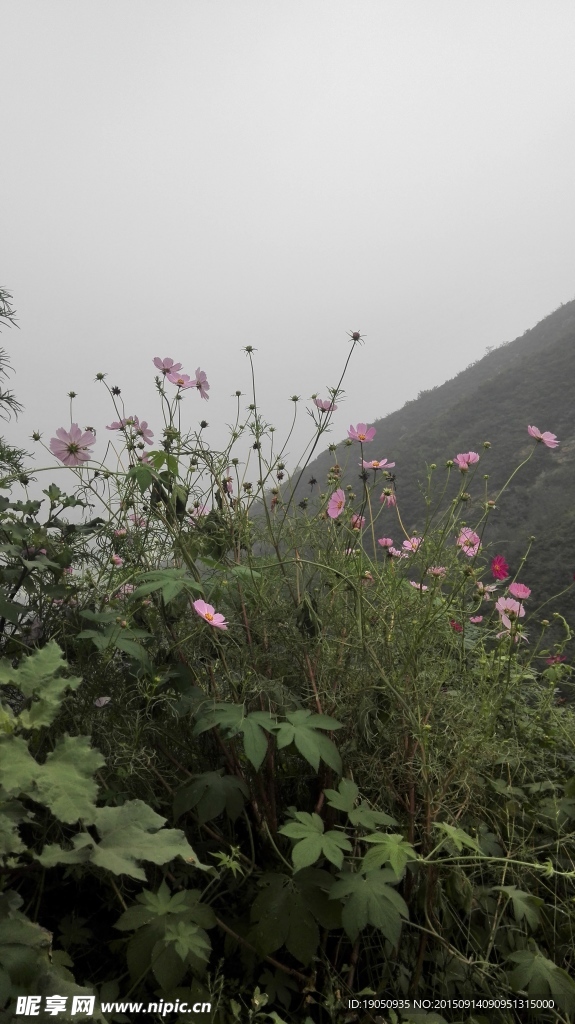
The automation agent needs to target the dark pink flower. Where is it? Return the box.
[328,489,346,519]
[545,654,567,665]
[495,596,525,630]
[454,452,480,471]
[351,514,366,530]
[380,491,397,507]
[50,424,96,467]
[129,513,147,528]
[457,527,481,557]
[402,536,422,553]
[491,555,509,580]
[528,425,559,448]
[191,368,210,401]
[427,566,446,577]
[154,357,183,376]
[167,371,194,389]
[193,598,228,630]
[111,554,124,567]
[314,398,337,412]
[508,582,531,600]
[348,423,376,443]
[450,620,463,633]
[378,537,394,548]
[469,615,483,624]
[362,458,395,470]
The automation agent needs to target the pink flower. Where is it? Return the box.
[450,620,463,633]
[427,566,446,577]
[50,424,96,467]
[410,581,428,591]
[477,580,498,597]
[107,418,129,431]
[362,458,395,470]
[348,423,376,443]
[133,417,154,444]
[378,537,394,548]
[345,547,360,555]
[193,598,228,630]
[111,554,124,567]
[351,514,366,530]
[508,582,531,600]
[454,452,480,471]
[457,528,481,557]
[314,398,337,412]
[495,596,525,630]
[380,491,397,507]
[469,615,483,624]
[154,357,183,376]
[402,536,422,553]
[115,583,136,598]
[167,371,194,389]
[528,425,559,448]
[191,368,210,401]
[114,528,128,537]
[328,489,346,519]
[138,451,152,464]
[389,547,407,559]
[546,654,567,665]
[491,555,509,580]
[189,504,209,520]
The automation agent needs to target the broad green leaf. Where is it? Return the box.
[88,800,206,880]
[0,641,83,729]
[193,704,276,771]
[280,813,352,870]
[0,800,27,855]
[348,804,397,830]
[0,593,26,624]
[362,834,418,876]
[274,710,342,774]
[324,778,359,813]
[250,873,322,966]
[164,920,211,962]
[174,771,249,824]
[0,736,39,795]
[329,869,409,944]
[493,885,543,930]
[34,735,104,824]
[507,950,575,1013]
[433,822,482,854]
[113,636,152,668]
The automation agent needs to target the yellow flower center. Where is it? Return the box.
[205,612,214,621]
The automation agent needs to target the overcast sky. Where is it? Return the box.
[2,0,575,504]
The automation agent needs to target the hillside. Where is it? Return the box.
[285,299,575,625]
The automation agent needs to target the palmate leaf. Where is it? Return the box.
[433,821,483,854]
[493,885,544,930]
[0,641,83,729]
[329,869,409,944]
[37,800,207,881]
[173,770,249,824]
[193,703,276,770]
[250,872,331,965]
[362,833,418,877]
[34,735,104,824]
[130,568,203,604]
[507,950,575,1014]
[273,710,342,774]
[324,778,359,813]
[279,812,352,870]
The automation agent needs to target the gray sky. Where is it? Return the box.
[2,0,575,502]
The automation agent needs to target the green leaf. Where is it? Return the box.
[87,801,206,880]
[164,920,211,962]
[324,778,359,813]
[348,803,397,830]
[113,636,152,668]
[274,710,342,774]
[193,704,276,770]
[127,464,154,494]
[34,735,104,824]
[250,873,323,966]
[493,885,543,930]
[362,834,418,877]
[329,869,409,944]
[0,641,83,729]
[0,592,26,624]
[279,812,352,870]
[433,822,482,854]
[507,950,575,1013]
[174,771,249,824]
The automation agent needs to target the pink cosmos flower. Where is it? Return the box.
[314,398,337,412]
[154,357,183,376]
[62,566,74,575]
[138,452,152,464]
[495,596,525,630]
[469,615,483,624]
[167,371,194,389]
[378,537,394,548]
[191,368,210,401]
[457,528,481,557]
[107,418,130,431]
[403,536,422,553]
[189,504,209,520]
[351,514,366,530]
[450,620,463,633]
[546,654,567,665]
[348,423,376,443]
[428,566,446,577]
[362,458,395,470]
[133,417,154,444]
[389,547,406,558]
[410,581,428,591]
[454,452,480,471]
[491,555,509,580]
[114,528,128,537]
[508,582,531,600]
[111,554,124,567]
[380,491,397,507]
[193,599,228,630]
[527,425,559,448]
[50,424,96,467]
[477,580,498,597]
[328,488,346,519]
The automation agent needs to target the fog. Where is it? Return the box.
[2,0,575,507]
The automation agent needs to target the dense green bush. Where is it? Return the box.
[0,327,574,1024]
